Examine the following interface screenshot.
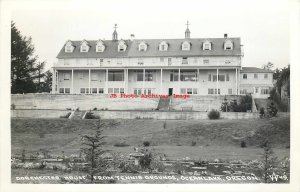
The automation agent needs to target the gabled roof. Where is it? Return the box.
[57,38,242,58]
[241,67,273,73]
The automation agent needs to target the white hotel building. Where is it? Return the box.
[53,24,273,98]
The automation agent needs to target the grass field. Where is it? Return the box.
[11,116,290,161]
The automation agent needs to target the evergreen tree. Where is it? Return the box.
[41,70,52,92]
[11,21,45,93]
[81,120,109,183]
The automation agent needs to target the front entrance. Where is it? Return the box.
[168,88,173,96]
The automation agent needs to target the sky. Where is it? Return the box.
[10,0,290,71]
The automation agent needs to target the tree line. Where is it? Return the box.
[11,21,52,94]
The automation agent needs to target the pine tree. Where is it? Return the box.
[41,70,52,92]
[81,120,109,183]
[11,21,45,93]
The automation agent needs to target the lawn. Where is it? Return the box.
[11,116,290,160]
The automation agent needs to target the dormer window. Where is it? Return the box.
[203,41,212,50]
[138,42,147,51]
[80,40,89,52]
[118,40,127,52]
[159,41,168,51]
[65,40,74,53]
[182,41,190,51]
[224,40,233,50]
[96,40,105,52]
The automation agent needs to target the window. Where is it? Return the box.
[180,88,198,95]
[85,88,90,94]
[99,59,104,66]
[261,88,269,94]
[215,89,220,94]
[203,41,211,50]
[65,45,72,53]
[264,74,268,79]
[208,89,214,94]
[145,71,154,81]
[114,88,120,94]
[240,89,248,94]
[59,88,64,93]
[254,74,258,79]
[180,71,197,81]
[168,58,172,65]
[120,88,125,94]
[136,70,143,81]
[98,88,104,94]
[108,88,113,94]
[182,57,188,64]
[118,41,127,52]
[81,45,88,52]
[203,59,209,64]
[64,73,70,80]
[108,71,124,81]
[92,88,97,94]
[255,87,259,93]
[182,41,190,51]
[224,40,233,50]
[79,73,84,79]
[160,57,164,62]
[170,70,179,81]
[80,88,85,94]
[139,42,147,51]
[243,74,247,79]
[226,74,230,81]
[159,41,168,51]
[134,88,143,95]
[212,75,225,82]
[96,45,105,52]
[138,58,144,65]
[228,89,232,95]
[208,74,211,81]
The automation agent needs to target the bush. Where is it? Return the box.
[93,107,97,111]
[113,142,130,147]
[259,107,265,118]
[85,112,99,119]
[60,112,71,118]
[11,103,16,110]
[143,141,150,147]
[208,110,220,119]
[139,152,152,170]
[66,108,72,110]
[76,108,79,111]
[191,141,196,146]
[267,102,278,117]
[163,122,167,129]
[241,141,246,148]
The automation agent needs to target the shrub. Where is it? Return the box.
[267,102,278,117]
[11,103,16,110]
[85,112,99,119]
[93,107,97,111]
[76,108,80,111]
[191,141,196,146]
[208,109,220,119]
[163,121,167,129]
[139,152,152,170]
[66,108,72,110]
[143,141,150,147]
[241,141,246,148]
[60,112,71,118]
[113,142,130,147]
[259,107,265,118]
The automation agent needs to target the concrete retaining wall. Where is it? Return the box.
[11,109,259,120]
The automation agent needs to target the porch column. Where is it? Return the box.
[143,68,145,94]
[126,69,129,94]
[71,69,74,94]
[105,69,108,94]
[52,68,56,93]
[88,69,91,94]
[197,68,200,95]
[217,68,219,95]
[160,68,163,94]
[123,69,126,94]
[179,68,181,94]
[235,68,238,95]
